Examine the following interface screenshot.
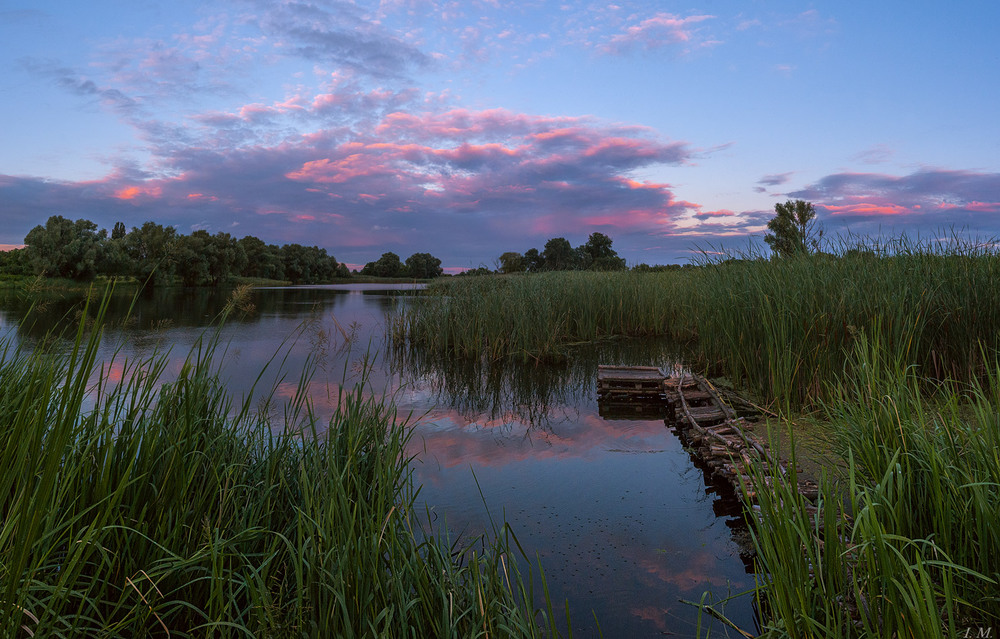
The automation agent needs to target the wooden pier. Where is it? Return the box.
[597,366,820,511]
[596,365,668,400]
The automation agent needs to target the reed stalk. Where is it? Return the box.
[0,290,557,638]
[393,236,1000,412]
[745,332,1000,638]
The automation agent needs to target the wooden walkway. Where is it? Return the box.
[596,365,668,400]
[598,366,820,511]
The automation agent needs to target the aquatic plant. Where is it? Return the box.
[0,292,558,637]
[745,332,1000,638]
[393,235,1000,412]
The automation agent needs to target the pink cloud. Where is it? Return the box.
[600,13,715,55]
[114,185,162,200]
[1,91,705,266]
[824,202,909,216]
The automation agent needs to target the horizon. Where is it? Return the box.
[2,1,998,271]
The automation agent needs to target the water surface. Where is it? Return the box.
[0,284,757,637]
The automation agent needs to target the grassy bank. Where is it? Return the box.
[746,334,1000,638]
[0,295,553,637]
[392,239,1000,411]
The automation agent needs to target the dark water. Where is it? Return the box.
[0,284,757,637]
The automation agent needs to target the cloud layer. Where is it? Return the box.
[2,2,998,266]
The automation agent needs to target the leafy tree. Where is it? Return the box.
[523,248,544,273]
[541,237,576,271]
[175,231,247,286]
[24,215,107,280]
[362,252,404,278]
[573,245,593,270]
[764,199,822,257]
[111,221,127,240]
[498,251,526,274]
[405,252,443,279]
[591,255,627,271]
[206,232,247,286]
[583,232,615,260]
[173,233,212,286]
[0,248,30,276]
[582,232,626,270]
[124,222,178,287]
[238,236,284,281]
[457,266,492,277]
[281,244,337,284]
[100,232,132,278]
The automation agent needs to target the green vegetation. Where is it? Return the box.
[391,270,687,361]
[395,238,1000,412]
[0,292,557,638]
[747,334,1000,637]
[497,232,627,274]
[359,251,444,279]
[764,199,823,257]
[8,215,347,287]
[393,233,1000,637]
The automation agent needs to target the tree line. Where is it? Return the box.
[0,216,449,286]
[495,232,628,274]
[4,213,808,286]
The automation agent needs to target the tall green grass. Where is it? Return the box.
[745,333,1000,638]
[393,238,1000,411]
[390,271,692,362]
[0,292,556,637]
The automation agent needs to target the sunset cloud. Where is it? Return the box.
[791,169,1000,235]
[599,13,716,55]
[0,97,699,265]
[2,1,997,267]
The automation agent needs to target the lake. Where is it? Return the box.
[0,283,758,637]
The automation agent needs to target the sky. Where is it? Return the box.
[1,1,999,270]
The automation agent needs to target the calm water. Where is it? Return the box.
[0,284,757,637]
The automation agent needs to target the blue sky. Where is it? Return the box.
[2,1,999,269]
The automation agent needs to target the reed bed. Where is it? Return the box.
[393,238,1000,411]
[389,271,692,362]
[746,333,1000,638]
[0,294,554,638]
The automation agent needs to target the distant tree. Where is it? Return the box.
[238,236,284,281]
[541,237,576,271]
[497,251,526,274]
[100,230,132,278]
[457,266,492,277]
[632,263,680,273]
[173,232,212,286]
[405,252,443,279]
[582,232,626,270]
[281,243,337,284]
[0,248,31,276]
[523,248,544,273]
[591,255,627,271]
[764,199,822,257]
[583,232,615,260]
[362,252,404,278]
[174,230,248,286]
[24,215,107,280]
[124,221,178,287]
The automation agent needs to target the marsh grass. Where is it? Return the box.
[389,271,692,363]
[745,332,1000,638]
[393,237,1000,412]
[0,291,558,637]
[391,237,1000,635]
